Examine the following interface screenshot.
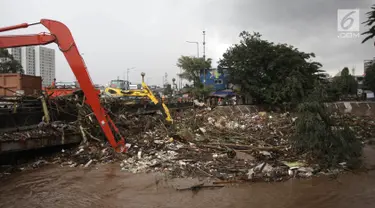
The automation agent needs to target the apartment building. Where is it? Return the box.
[25,47,36,75]
[10,47,22,63]
[8,47,36,76]
[37,46,55,87]
[8,46,55,87]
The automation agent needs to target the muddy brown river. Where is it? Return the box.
[1,145,375,208]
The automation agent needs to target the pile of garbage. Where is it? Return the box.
[0,142,124,178]
[330,112,375,140]
[116,110,314,182]
[2,104,375,182]
[0,121,78,142]
[115,107,375,181]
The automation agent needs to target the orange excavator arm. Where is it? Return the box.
[0,19,128,152]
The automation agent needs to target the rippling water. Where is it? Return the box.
[1,145,375,208]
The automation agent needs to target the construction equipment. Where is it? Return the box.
[104,72,172,123]
[44,81,78,98]
[0,19,127,152]
[104,79,131,97]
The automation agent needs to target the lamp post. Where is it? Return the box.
[126,67,136,82]
[186,41,199,58]
[186,40,202,88]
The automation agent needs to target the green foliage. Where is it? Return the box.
[0,48,11,57]
[0,48,24,74]
[218,31,324,106]
[330,67,358,98]
[364,62,375,92]
[181,83,214,99]
[191,85,214,98]
[291,101,362,168]
[163,84,173,96]
[177,56,212,87]
[362,4,375,43]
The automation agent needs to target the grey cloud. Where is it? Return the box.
[199,0,375,74]
[0,0,374,85]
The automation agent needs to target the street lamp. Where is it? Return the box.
[186,41,199,58]
[126,67,136,82]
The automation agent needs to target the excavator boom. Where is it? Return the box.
[0,19,127,152]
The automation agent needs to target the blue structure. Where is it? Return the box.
[210,89,236,97]
[199,68,229,91]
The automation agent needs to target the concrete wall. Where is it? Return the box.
[210,102,375,117]
[325,102,375,117]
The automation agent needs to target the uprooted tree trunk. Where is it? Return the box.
[290,101,363,168]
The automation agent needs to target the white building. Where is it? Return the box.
[36,46,55,87]
[24,47,36,75]
[8,47,35,75]
[8,46,55,87]
[8,47,36,75]
[9,47,22,64]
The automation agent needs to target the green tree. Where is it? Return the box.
[218,31,324,106]
[364,62,375,92]
[163,84,173,96]
[176,56,212,87]
[0,48,24,74]
[330,67,358,98]
[362,4,375,93]
[362,4,375,43]
[292,100,362,168]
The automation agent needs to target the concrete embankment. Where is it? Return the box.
[210,102,375,118]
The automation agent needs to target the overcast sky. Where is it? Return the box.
[1,0,374,85]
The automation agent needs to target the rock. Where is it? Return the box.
[259,151,271,157]
[199,127,206,133]
[247,169,255,179]
[235,151,255,161]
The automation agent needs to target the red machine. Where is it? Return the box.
[0,19,127,152]
[43,81,100,98]
[44,87,77,98]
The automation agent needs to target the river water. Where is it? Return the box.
[1,145,375,208]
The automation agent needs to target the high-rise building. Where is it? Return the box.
[25,47,36,75]
[7,47,36,75]
[10,47,22,63]
[37,46,55,87]
[8,46,55,87]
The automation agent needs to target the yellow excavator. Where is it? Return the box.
[104,72,172,123]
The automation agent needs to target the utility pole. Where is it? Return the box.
[178,71,182,90]
[126,67,136,82]
[203,30,206,88]
[203,30,206,61]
